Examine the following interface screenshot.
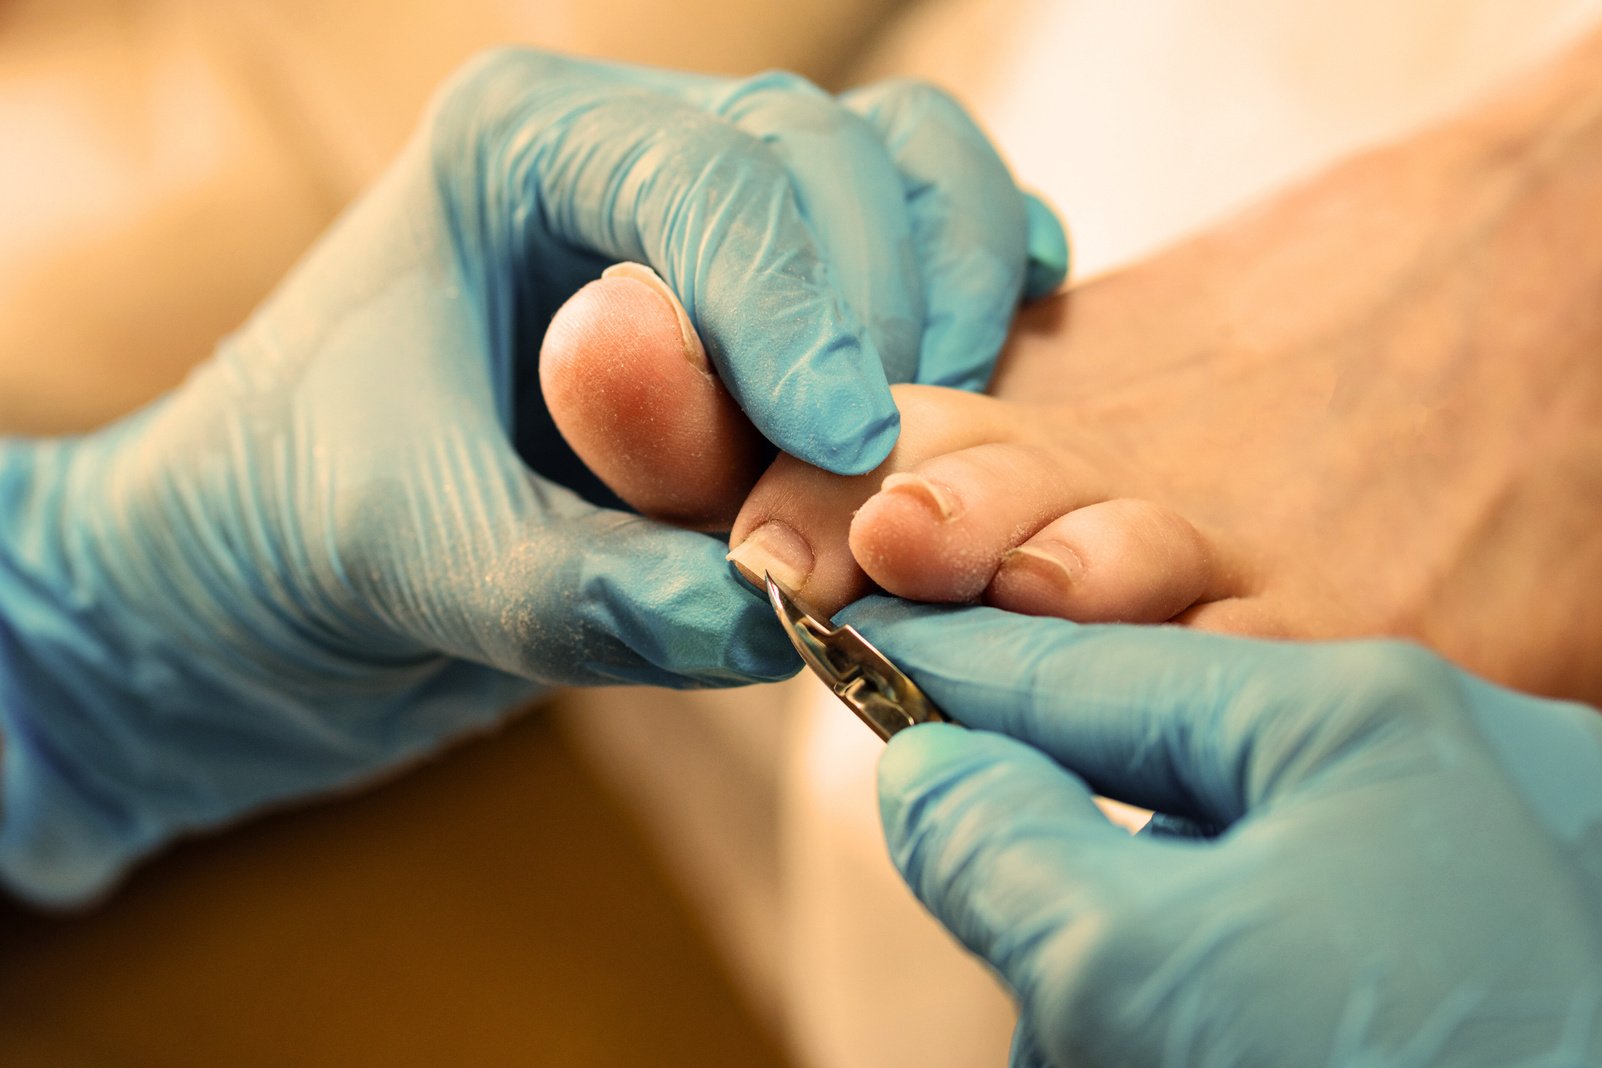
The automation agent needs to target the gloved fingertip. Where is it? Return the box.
[1023,192,1070,301]
[803,397,901,476]
[877,721,973,831]
[708,617,803,685]
[1009,1020,1053,1068]
[913,309,1011,393]
[917,348,997,393]
[1137,812,1226,841]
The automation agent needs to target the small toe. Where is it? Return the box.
[849,442,1105,603]
[985,498,1215,623]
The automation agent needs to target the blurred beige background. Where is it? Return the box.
[0,706,787,1066]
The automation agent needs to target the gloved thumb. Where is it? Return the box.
[1023,192,1070,301]
[844,596,1353,828]
[878,723,1150,1000]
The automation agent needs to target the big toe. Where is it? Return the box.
[540,262,766,530]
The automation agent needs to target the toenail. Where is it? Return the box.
[602,261,711,374]
[1002,544,1086,587]
[879,473,962,521]
[726,521,814,591]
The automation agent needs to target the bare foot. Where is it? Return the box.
[543,38,1602,705]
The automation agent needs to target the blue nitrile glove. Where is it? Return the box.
[843,598,1602,1067]
[0,50,1067,906]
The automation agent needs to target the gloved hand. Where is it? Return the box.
[844,597,1602,1067]
[0,49,1067,906]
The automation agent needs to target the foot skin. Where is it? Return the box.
[540,262,767,531]
[543,50,1602,705]
[725,384,1226,626]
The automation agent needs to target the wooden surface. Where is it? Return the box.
[0,706,790,1067]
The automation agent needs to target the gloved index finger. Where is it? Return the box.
[451,53,905,475]
[1023,192,1071,301]
[840,597,1333,827]
[705,71,923,387]
[583,95,904,475]
[674,202,902,475]
[843,81,1068,390]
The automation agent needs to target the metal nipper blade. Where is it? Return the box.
[764,572,951,742]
